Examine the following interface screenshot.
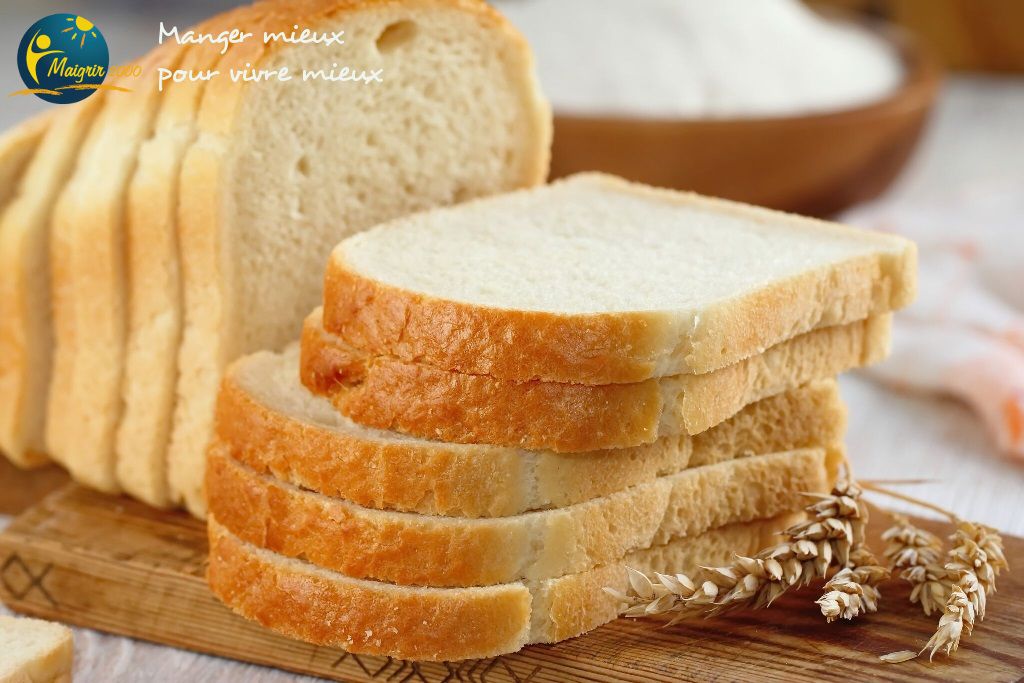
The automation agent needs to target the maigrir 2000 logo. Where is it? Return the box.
[13,13,138,103]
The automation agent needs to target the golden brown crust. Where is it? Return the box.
[207,516,531,661]
[206,445,832,587]
[322,176,915,384]
[209,516,798,659]
[324,259,669,383]
[301,313,663,450]
[216,347,845,516]
[208,514,799,660]
[539,512,801,644]
[668,314,889,435]
[301,310,886,451]
[215,357,531,517]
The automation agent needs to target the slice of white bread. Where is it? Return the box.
[218,346,846,517]
[0,115,49,210]
[321,172,916,385]
[168,0,551,517]
[0,102,103,468]
[207,445,836,587]
[209,512,798,661]
[116,4,261,507]
[0,615,73,683]
[302,309,887,451]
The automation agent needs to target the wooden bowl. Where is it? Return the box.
[549,22,940,217]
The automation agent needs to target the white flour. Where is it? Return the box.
[493,0,904,118]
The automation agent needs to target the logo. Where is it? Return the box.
[15,14,109,103]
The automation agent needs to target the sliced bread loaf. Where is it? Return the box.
[209,513,796,661]
[321,172,916,385]
[218,346,846,517]
[47,45,185,492]
[0,113,50,468]
[0,615,73,683]
[116,4,262,507]
[169,0,551,516]
[207,445,836,587]
[0,101,103,468]
[302,309,886,450]
[0,114,49,209]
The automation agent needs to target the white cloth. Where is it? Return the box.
[845,183,1024,460]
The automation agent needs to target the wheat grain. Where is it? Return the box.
[878,650,918,664]
[881,514,946,615]
[946,520,1007,616]
[882,514,942,570]
[817,547,889,622]
[921,584,973,660]
[904,563,951,616]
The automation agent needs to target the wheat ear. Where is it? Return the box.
[866,485,1009,664]
[606,480,871,623]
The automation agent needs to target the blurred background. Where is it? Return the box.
[2,1,1022,679]
[2,0,1022,530]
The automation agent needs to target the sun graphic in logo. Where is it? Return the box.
[62,15,99,49]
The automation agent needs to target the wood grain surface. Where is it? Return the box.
[0,484,1021,682]
[0,456,68,516]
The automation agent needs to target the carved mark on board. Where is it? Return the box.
[327,651,542,683]
[332,652,397,678]
[1,553,57,607]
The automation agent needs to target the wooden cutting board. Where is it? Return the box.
[1,484,1022,682]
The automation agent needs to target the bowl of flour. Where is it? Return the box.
[494,0,939,216]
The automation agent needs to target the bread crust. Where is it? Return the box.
[169,0,551,517]
[4,103,105,471]
[43,97,109,472]
[216,349,845,516]
[301,310,887,451]
[116,5,262,508]
[0,114,52,467]
[206,446,834,587]
[208,516,532,661]
[322,173,916,384]
[0,114,49,208]
[207,514,794,660]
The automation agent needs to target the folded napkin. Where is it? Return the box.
[844,183,1024,460]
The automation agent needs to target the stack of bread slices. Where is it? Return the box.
[206,174,917,661]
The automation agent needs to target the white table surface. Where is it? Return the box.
[3,75,1023,681]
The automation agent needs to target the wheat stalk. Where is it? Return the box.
[606,479,871,623]
[868,492,1009,663]
[605,476,1008,665]
[946,520,1007,612]
[915,520,1008,660]
[881,514,947,615]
